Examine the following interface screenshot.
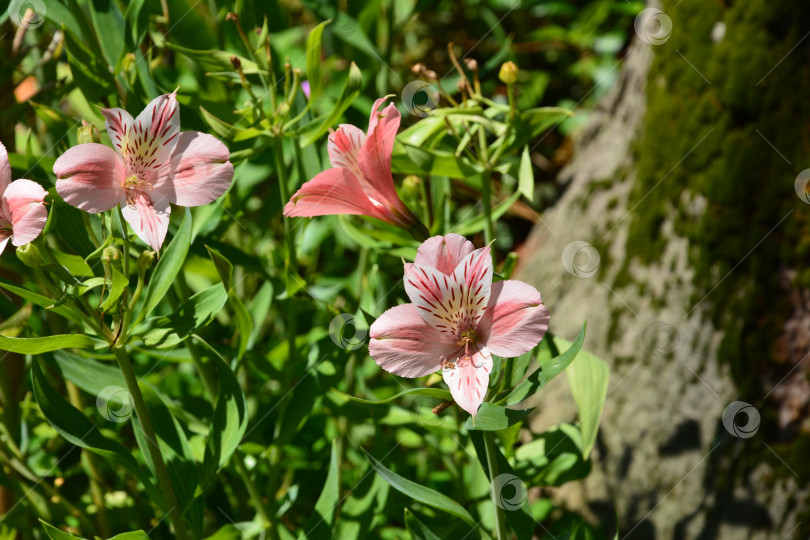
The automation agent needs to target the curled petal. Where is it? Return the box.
[54,143,126,213]
[121,193,170,252]
[358,99,402,207]
[442,347,492,417]
[284,168,389,221]
[415,234,474,276]
[100,107,135,153]
[369,303,457,378]
[0,142,11,197]
[328,124,366,178]
[3,179,48,246]
[478,280,550,358]
[154,132,233,206]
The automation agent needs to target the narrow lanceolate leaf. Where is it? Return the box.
[206,247,253,359]
[31,362,166,509]
[0,334,99,354]
[137,208,192,321]
[502,322,586,405]
[300,62,363,146]
[100,265,129,312]
[566,346,609,459]
[404,509,443,540]
[306,20,330,101]
[464,402,533,431]
[362,448,476,526]
[299,439,340,539]
[0,279,84,325]
[40,520,84,540]
[202,353,248,486]
[139,284,228,349]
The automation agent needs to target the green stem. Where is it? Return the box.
[273,138,297,269]
[480,170,495,245]
[112,346,189,540]
[483,431,508,540]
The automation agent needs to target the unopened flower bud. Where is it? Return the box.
[16,242,44,268]
[121,52,136,73]
[499,61,519,85]
[226,12,238,22]
[230,55,241,70]
[402,175,422,199]
[137,251,155,278]
[101,246,121,263]
[77,121,101,145]
[464,58,478,71]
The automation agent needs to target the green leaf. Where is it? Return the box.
[0,334,99,354]
[205,245,233,291]
[206,247,253,359]
[513,107,573,148]
[100,265,128,312]
[125,0,149,46]
[31,361,166,509]
[202,352,248,484]
[566,346,609,459]
[89,0,125,69]
[137,208,192,321]
[464,402,533,431]
[300,62,363,146]
[299,439,340,539]
[165,42,265,75]
[362,448,475,526]
[61,26,115,102]
[0,279,85,325]
[453,191,521,236]
[200,107,265,143]
[404,509,443,540]
[40,521,84,540]
[306,20,330,101]
[52,351,125,396]
[139,284,228,349]
[109,533,150,540]
[51,196,98,258]
[503,323,587,405]
[335,387,452,405]
[518,145,534,201]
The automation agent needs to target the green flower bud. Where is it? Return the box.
[498,61,519,85]
[137,250,156,278]
[121,52,136,73]
[102,246,121,263]
[401,175,422,200]
[77,121,101,145]
[16,242,44,267]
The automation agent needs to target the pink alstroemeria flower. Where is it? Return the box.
[0,142,48,255]
[53,92,234,252]
[369,234,550,416]
[283,97,428,238]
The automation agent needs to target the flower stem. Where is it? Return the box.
[483,431,509,540]
[112,345,189,540]
[479,169,495,246]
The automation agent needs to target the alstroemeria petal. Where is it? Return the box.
[153,132,233,207]
[3,179,47,246]
[54,143,126,213]
[415,234,474,276]
[328,124,366,178]
[284,168,387,220]
[479,280,550,358]
[124,93,181,182]
[0,142,12,197]
[442,347,492,416]
[369,303,457,378]
[450,247,493,328]
[100,107,135,153]
[403,262,458,331]
[358,99,402,205]
[121,193,170,252]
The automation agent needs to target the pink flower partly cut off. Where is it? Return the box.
[53,92,234,252]
[369,234,550,417]
[283,97,427,237]
[0,142,48,255]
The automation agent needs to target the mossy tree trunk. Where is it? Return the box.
[519,1,810,538]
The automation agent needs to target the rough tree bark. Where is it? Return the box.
[518,1,810,538]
